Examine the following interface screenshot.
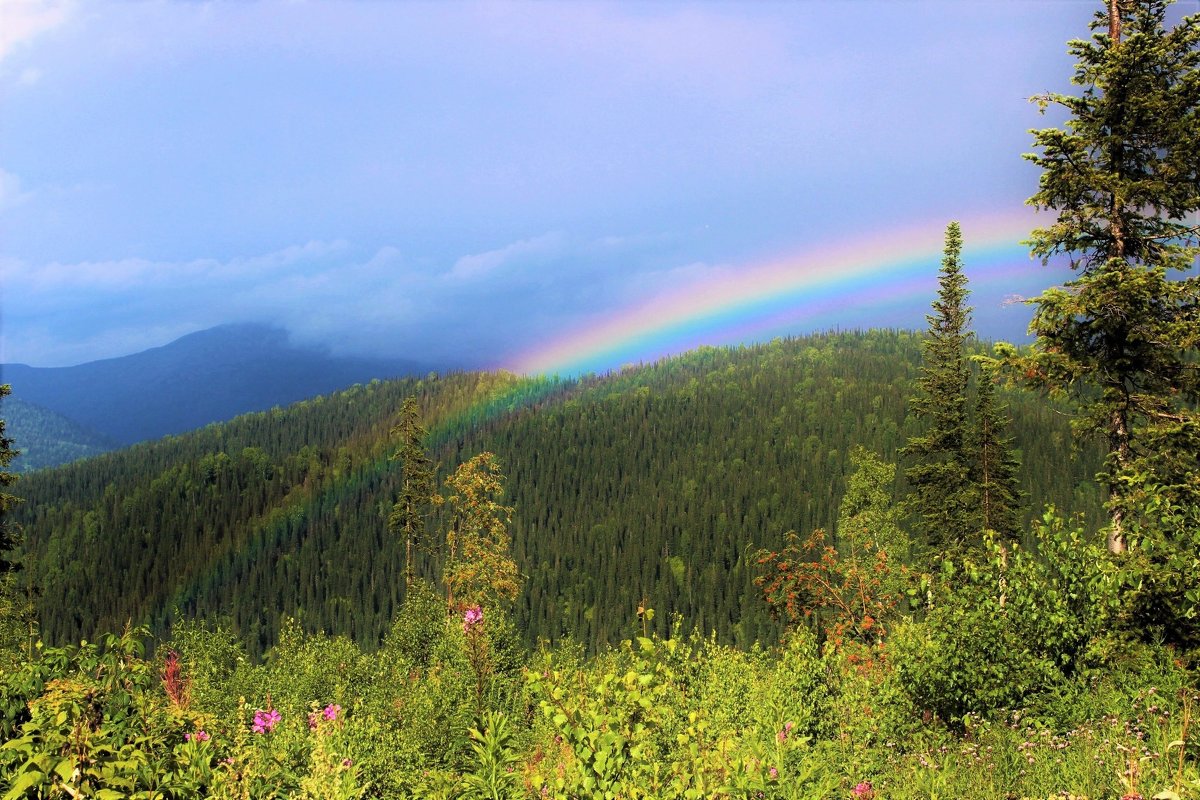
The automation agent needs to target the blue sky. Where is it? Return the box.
[0,1,1116,369]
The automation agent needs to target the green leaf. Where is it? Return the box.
[3,770,46,800]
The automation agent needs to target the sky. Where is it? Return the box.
[0,0,1148,374]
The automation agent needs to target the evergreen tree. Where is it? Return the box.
[1008,0,1200,552]
[903,222,976,551]
[969,370,1022,541]
[0,385,28,665]
[0,385,21,576]
[389,397,438,589]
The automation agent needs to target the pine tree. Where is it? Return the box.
[388,397,437,589]
[1009,0,1200,552]
[969,370,1022,541]
[903,222,976,551]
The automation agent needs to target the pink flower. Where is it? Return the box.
[308,712,319,730]
[852,781,875,800]
[252,708,281,734]
[768,766,778,780]
[463,605,483,633]
[185,730,210,743]
[323,704,341,721]
[341,758,353,768]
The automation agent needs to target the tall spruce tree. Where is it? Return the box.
[388,397,437,589]
[903,222,976,551]
[1009,0,1200,552]
[969,370,1022,541]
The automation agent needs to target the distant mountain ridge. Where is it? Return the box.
[1,323,433,464]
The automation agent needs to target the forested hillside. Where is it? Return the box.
[0,397,117,472]
[13,330,1101,657]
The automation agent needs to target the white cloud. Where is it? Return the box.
[0,168,32,211]
[3,239,349,295]
[449,232,565,281]
[0,0,72,63]
[1,228,705,368]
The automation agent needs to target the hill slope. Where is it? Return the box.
[12,331,1103,656]
[0,397,118,472]
[1,323,433,455]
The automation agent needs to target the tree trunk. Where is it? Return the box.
[1108,407,1130,554]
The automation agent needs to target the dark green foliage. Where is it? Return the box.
[0,396,117,473]
[0,385,30,669]
[1121,473,1200,649]
[388,397,437,588]
[0,385,21,574]
[968,369,1022,541]
[1014,0,1200,549]
[892,511,1118,725]
[902,223,977,552]
[13,332,1100,658]
[754,448,908,647]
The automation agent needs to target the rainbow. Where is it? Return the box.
[507,211,1046,376]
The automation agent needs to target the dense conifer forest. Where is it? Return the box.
[10,331,1101,657]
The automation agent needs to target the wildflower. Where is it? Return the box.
[852,781,874,800]
[463,605,483,633]
[185,730,210,743]
[308,712,319,730]
[768,766,778,780]
[323,703,341,721]
[252,708,281,734]
[342,758,353,768]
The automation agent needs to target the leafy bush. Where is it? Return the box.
[892,510,1118,724]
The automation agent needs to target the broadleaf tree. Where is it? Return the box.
[442,452,521,611]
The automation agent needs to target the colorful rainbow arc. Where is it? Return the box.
[506,211,1042,377]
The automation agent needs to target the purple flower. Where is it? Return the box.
[323,704,341,721]
[341,758,353,768]
[252,708,281,734]
[185,730,210,743]
[768,766,778,780]
[463,605,483,633]
[852,781,875,800]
